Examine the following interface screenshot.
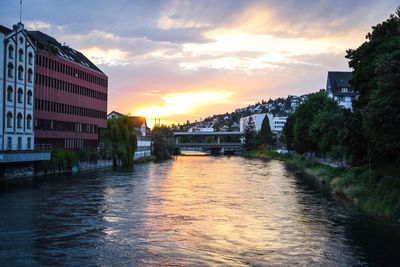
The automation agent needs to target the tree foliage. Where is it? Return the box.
[101,116,137,166]
[243,116,256,151]
[346,8,400,162]
[255,114,273,148]
[152,125,175,160]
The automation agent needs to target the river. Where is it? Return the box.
[0,156,399,266]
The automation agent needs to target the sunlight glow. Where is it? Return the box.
[134,91,234,126]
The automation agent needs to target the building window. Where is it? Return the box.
[7,86,13,102]
[18,66,24,80]
[28,52,33,65]
[7,137,12,150]
[28,69,33,83]
[6,112,13,128]
[17,113,23,128]
[7,63,14,78]
[17,88,23,103]
[342,87,348,93]
[18,137,22,150]
[26,114,32,129]
[19,36,23,44]
[27,137,31,149]
[19,49,24,62]
[27,90,33,104]
[8,45,14,59]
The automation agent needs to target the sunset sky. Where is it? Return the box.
[1,0,398,126]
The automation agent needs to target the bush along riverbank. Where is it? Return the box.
[242,150,400,220]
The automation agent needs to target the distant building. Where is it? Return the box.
[326,71,356,110]
[107,110,125,120]
[29,30,108,150]
[240,113,287,134]
[107,112,152,160]
[129,116,152,160]
[188,127,214,132]
[267,114,287,134]
[240,113,267,132]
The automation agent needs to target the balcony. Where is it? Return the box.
[0,144,52,163]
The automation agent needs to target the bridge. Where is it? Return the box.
[173,131,244,155]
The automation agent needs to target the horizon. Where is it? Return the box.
[1,0,398,127]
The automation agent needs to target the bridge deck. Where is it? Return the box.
[173,131,243,136]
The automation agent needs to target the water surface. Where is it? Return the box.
[1,156,399,266]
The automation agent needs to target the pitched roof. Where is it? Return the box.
[128,116,147,128]
[107,110,125,117]
[327,71,356,96]
[27,30,103,73]
[0,25,12,35]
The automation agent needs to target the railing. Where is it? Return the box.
[176,142,243,148]
[1,144,52,152]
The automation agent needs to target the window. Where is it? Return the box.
[17,88,23,103]
[17,137,22,150]
[7,63,14,78]
[7,86,13,102]
[17,113,23,128]
[28,69,33,83]
[8,45,13,59]
[7,137,12,150]
[27,114,32,129]
[19,36,23,44]
[19,49,24,62]
[342,87,348,93]
[27,90,33,104]
[28,52,33,65]
[6,112,13,128]
[18,66,23,80]
[27,137,31,149]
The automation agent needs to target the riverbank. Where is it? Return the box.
[242,150,400,220]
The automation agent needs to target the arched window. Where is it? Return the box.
[7,86,13,102]
[7,63,14,78]
[26,114,32,129]
[19,36,23,44]
[18,65,23,80]
[28,69,33,83]
[28,52,33,65]
[19,49,24,62]
[6,112,13,128]
[17,88,23,103]
[17,113,23,128]
[8,45,14,59]
[27,90,33,105]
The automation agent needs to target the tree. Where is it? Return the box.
[243,116,256,151]
[346,8,400,163]
[255,114,273,149]
[152,125,175,159]
[283,115,294,150]
[101,116,137,166]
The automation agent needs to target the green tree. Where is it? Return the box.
[152,125,175,159]
[101,116,137,166]
[283,114,295,150]
[255,114,273,148]
[346,8,400,163]
[243,116,256,151]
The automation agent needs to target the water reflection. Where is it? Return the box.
[0,156,399,266]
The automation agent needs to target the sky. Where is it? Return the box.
[1,0,398,126]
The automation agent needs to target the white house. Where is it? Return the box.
[240,113,267,132]
[107,112,153,160]
[0,23,35,151]
[240,113,287,134]
[326,71,357,110]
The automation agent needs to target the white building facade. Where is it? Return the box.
[326,71,356,110]
[0,23,35,151]
[240,113,287,134]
